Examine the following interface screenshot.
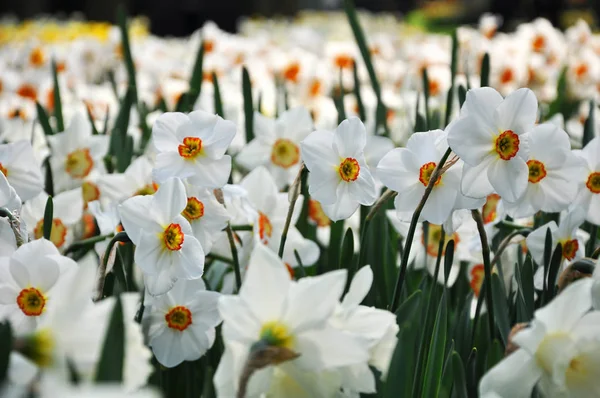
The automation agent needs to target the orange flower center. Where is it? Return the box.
[284,262,295,279]
[82,181,101,209]
[178,137,203,160]
[560,239,579,261]
[134,182,159,196]
[532,35,545,52]
[334,54,353,70]
[182,197,205,221]
[338,158,360,182]
[65,148,94,179]
[271,139,300,169]
[527,160,547,183]
[204,40,215,54]
[0,163,7,177]
[500,68,514,84]
[586,172,600,194]
[29,47,45,67]
[17,84,37,101]
[469,264,485,297]
[482,194,501,224]
[309,79,322,98]
[258,212,273,245]
[165,306,192,331]
[419,162,441,187]
[81,212,97,239]
[8,108,27,120]
[421,224,460,257]
[162,223,184,251]
[575,63,588,80]
[16,287,46,316]
[428,79,441,96]
[34,218,68,248]
[283,63,301,83]
[308,199,331,227]
[494,130,520,160]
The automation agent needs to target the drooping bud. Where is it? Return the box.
[505,322,529,356]
[557,258,595,293]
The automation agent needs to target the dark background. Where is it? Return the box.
[0,0,598,36]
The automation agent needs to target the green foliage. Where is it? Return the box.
[95,296,125,382]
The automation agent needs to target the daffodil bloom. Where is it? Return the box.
[526,207,588,289]
[0,172,21,253]
[214,244,369,397]
[144,278,221,368]
[503,123,584,217]
[479,278,600,398]
[573,137,600,225]
[0,140,43,201]
[447,87,537,202]
[118,177,205,296]
[151,110,236,188]
[301,117,377,221]
[21,188,83,250]
[0,239,76,334]
[236,108,313,189]
[47,112,109,193]
[377,129,462,225]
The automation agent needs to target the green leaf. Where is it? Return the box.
[457,84,467,109]
[95,295,125,382]
[328,220,344,273]
[343,0,388,136]
[334,69,346,124]
[583,100,595,147]
[421,293,448,398]
[451,351,468,398]
[43,157,54,197]
[293,250,307,279]
[116,135,134,173]
[521,255,535,319]
[395,290,423,328]
[117,5,137,104]
[450,30,458,86]
[480,53,490,88]
[36,102,54,135]
[0,321,12,383]
[414,93,427,132]
[544,243,563,303]
[542,227,553,298]
[51,60,64,132]
[339,227,354,272]
[422,68,430,130]
[444,85,454,128]
[109,88,134,171]
[242,67,254,143]
[485,339,503,371]
[491,273,510,346]
[43,196,53,240]
[352,60,366,121]
[86,106,99,135]
[443,239,455,285]
[212,73,224,118]
[185,39,206,110]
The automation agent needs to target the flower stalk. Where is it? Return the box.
[471,209,496,339]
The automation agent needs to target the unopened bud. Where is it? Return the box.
[505,322,529,356]
[557,258,595,293]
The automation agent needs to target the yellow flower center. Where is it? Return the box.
[421,224,460,257]
[260,321,294,348]
[134,182,159,196]
[165,306,193,331]
[494,130,520,160]
[65,148,94,179]
[470,264,485,297]
[482,193,501,224]
[182,197,205,221]
[0,162,7,177]
[308,199,330,227]
[178,136,203,160]
[271,139,300,169]
[34,218,68,248]
[258,212,273,245]
[81,212,97,239]
[527,160,547,183]
[560,239,579,261]
[16,287,46,316]
[418,162,441,187]
[81,181,100,208]
[586,172,600,194]
[24,328,55,368]
[338,157,360,182]
[161,223,184,251]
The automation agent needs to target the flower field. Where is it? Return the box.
[0,1,599,397]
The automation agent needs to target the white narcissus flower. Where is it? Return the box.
[0,239,76,334]
[479,278,600,398]
[118,177,204,296]
[181,183,230,254]
[573,136,600,225]
[240,166,320,267]
[447,87,537,202]
[151,110,236,188]
[21,188,83,250]
[503,123,584,218]
[236,107,313,189]
[301,117,377,221]
[0,172,22,253]
[214,244,369,397]
[47,112,109,193]
[143,278,222,368]
[0,140,43,201]
[377,129,462,225]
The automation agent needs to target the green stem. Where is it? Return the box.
[471,209,496,339]
[389,148,452,311]
[94,231,130,301]
[278,165,304,258]
[206,253,235,265]
[224,223,242,290]
[64,234,113,254]
[231,225,253,232]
